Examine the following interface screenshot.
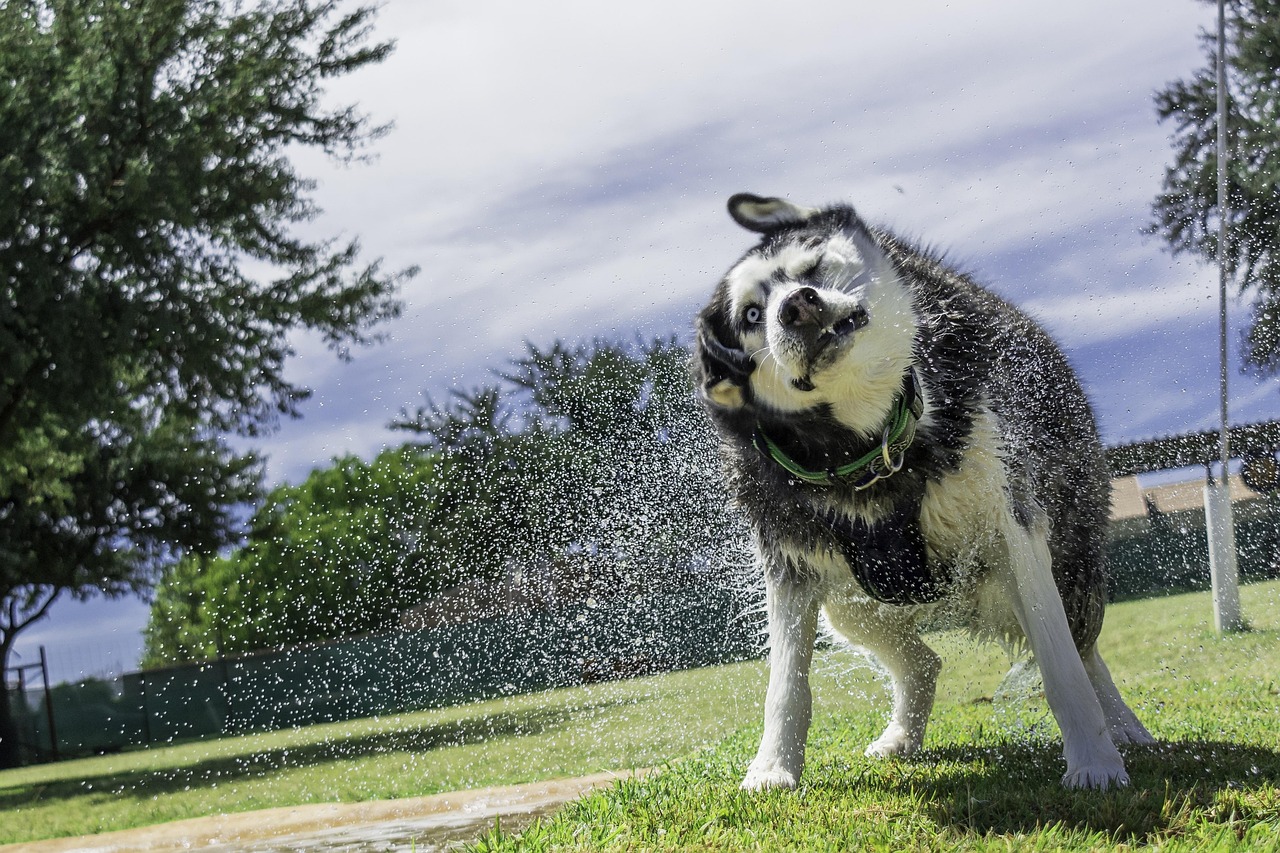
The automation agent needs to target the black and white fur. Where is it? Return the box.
[695,194,1153,791]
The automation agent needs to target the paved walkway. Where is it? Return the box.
[3,770,641,852]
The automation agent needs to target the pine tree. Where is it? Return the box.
[1151,0,1280,368]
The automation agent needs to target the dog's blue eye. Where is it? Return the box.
[744,306,762,325]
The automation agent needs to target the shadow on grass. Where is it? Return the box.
[891,738,1280,839]
[0,697,642,811]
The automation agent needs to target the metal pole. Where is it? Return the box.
[1218,0,1230,481]
[39,647,59,761]
[1207,0,1243,632]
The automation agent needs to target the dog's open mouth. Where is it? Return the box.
[787,306,870,392]
[831,306,869,337]
[811,306,869,355]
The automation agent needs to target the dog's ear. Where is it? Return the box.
[727,193,819,233]
[696,315,753,411]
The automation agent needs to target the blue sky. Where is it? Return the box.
[17,0,1279,683]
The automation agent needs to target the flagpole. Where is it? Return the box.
[1206,0,1243,632]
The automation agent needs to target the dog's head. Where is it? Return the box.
[696,194,917,436]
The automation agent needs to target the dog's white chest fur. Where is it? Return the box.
[790,406,1020,636]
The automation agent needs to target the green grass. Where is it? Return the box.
[1,581,1277,849]
[0,653,773,844]
[469,580,1280,852]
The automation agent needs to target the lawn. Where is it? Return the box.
[472,579,1280,851]
[0,650,771,844]
[0,580,1276,849]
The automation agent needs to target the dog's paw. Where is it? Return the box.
[864,722,922,758]
[1061,760,1130,790]
[740,761,799,791]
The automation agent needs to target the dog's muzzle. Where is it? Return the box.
[772,287,869,372]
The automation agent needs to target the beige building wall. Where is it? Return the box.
[1110,473,1263,521]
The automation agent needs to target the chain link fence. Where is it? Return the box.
[6,586,759,763]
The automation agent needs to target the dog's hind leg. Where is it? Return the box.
[994,508,1129,789]
[742,577,820,791]
[823,596,940,758]
[1082,645,1154,746]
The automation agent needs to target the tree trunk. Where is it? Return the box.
[0,643,22,768]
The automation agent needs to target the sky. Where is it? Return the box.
[15,0,1280,684]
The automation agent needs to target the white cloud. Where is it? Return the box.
[1025,276,1222,346]
[270,0,1222,474]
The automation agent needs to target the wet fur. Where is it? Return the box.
[695,195,1153,790]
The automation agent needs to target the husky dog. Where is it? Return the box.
[695,194,1153,791]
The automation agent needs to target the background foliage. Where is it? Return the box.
[143,337,746,664]
[1151,0,1280,369]
[0,0,408,766]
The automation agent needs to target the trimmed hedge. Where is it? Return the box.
[1106,495,1280,601]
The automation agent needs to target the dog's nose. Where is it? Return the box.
[779,287,823,328]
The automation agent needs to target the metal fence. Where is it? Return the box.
[7,586,759,762]
[10,493,1280,765]
[1107,491,1280,600]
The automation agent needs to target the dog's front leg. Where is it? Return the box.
[995,510,1128,790]
[742,576,819,791]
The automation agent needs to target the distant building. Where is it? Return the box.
[1110,473,1262,522]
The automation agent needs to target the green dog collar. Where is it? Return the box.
[753,369,924,489]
